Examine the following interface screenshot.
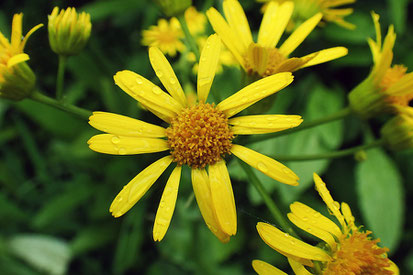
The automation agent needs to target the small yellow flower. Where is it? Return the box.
[184,6,207,35]
[258,0,356,31]
[142,17,185,57]
[207,0,348,78]
[88,34,302,243]
[381,106,413,151]
[349,12,413,119]
[48,7,92,56]
[0,13,42,100]
[253,173,399,275]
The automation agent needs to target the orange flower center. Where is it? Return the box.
[166,103,234,168]
[323,230,393,275]
[380,65,413,107]
[244,43,287,77]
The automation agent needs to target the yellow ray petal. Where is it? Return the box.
[148,47,187,107]
[231,144,298,185]
[153,165,182,242]
[217,72,293,118]
[191,168,230,243]
[229,115,302,135]
[11,13,23,49]
[222,0,253,51]
[197,34,221,103]
[298,47,348,69]
[386,260,400,275]
[257,222,331,261]
[114,70,182,122]
[89,111,166,138]
[258,1,293,48]
[289,202,342,239]
[20,23,43,51]
[341,202,356,229]
[206,8,246,68]
[287,212,337,250]
[288,258,313,275]
[7,53,29,67]
[87,134,169,155]
[110,156,173,217]
[313,173,345,228]
[279,13,323,57]
[208,160,237,236]
[252,260,287,275]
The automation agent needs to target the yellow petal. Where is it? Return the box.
[217,72,293,118]
[341,202,355,229]
[206,7,246,68]
[231,144,298,185]
[7,53,29,67]
[148,47,187,107]
[11,13,23,49]
[229,115,302,135]
[288,258,313,275]
[289,202,342,239]
[208,160,237,236]
[298,47,348,69]
[153,165,182,242]
[114,70,182,122]
[197,34,221,103]
[20,23,43,51]
[258,1,293,48]
[386,260,399,275]
[256,222,331,261]
[222,0,253,52]
[110,156,173,217]
[252,260,287,275]
[89,111,166,138]
[87,134,169,155]
[313,173,345,228]
[191,168,230,243]
[287,212,337,250]
[279,13,323,57]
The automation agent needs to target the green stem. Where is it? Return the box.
[56,55,67,101]
[177,14,200,62]
[247,107,353,144]
[30,90,92,120]
[274,139,386,161]
[237,160,299,238]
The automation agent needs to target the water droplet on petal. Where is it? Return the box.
[118,147,127,155]
[198,77,211,87]
[111,136,120,144]
[284,233,290,237]
[136,77,143,84]
[156,71,163,78]
[257,162,268,173]
[152,86,162,95]
[169,77,176,84]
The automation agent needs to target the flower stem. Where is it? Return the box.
[274,139,386,161]
[56,55,67,101]
[30,90,92,120]
[177,14,200,62]
[237,160,299,238]
[247,107,353,144]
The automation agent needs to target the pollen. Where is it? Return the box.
[323,230,393,275]
[380,65,413,107]
[166,103,234,168]
[244,43,287,77]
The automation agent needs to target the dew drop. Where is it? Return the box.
[198,77,211,87]
[118,147,127,155]
[282,167,292,174]
[284,233,290,237]
[267,117,278,122]
[152,86,162,95]
[169,77,176,84]
[111,136,120,144]
[313,212,321,218]
[257,162,268,173]
[290,239,296,245]
[136,77,143,84]
[156,71,163,78]
[302,216,309,221]
[157,218,169,226]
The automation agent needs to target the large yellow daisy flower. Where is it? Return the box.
[88,34,302,243]
[0,13,42,100]
[252,173,399,275]
[206,0,348,78]
[258,0,356,30]
[349,12,413,119]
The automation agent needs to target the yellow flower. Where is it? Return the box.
[349,12,413,119]
[142,18,185,57]
[88,34,302,243]
[48,7,92,56]
[0,13,42,100]
[185,6,207,35]
[253,173,399,275]
[206,0,347,78]
[258,0,356,31]
[381,106,413,151]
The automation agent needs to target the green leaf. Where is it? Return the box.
[387,0,408,34]
[70,225,117,256]
[356,149,404,251]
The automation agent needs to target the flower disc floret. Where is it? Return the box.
[166,103,234,168]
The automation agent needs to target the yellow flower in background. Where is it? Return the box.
[349,12,413,119]
[184,6,207,35]
[48,7,92,56]
[142,18,185,57]
[258,0,356,31]
[207,0,348,78]
[88,34,302,243]
[253,173,398,275]
[0,13,42,100]
[381,106,413,151]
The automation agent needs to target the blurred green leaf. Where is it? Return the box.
[70,225,117,256]
[324,12,373,44]
[356,148,404,251]
[387,0,408,34]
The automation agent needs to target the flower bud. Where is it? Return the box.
[381,107,413,151]
[153,0,192,17]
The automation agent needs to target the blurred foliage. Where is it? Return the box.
[0,0,412,274]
